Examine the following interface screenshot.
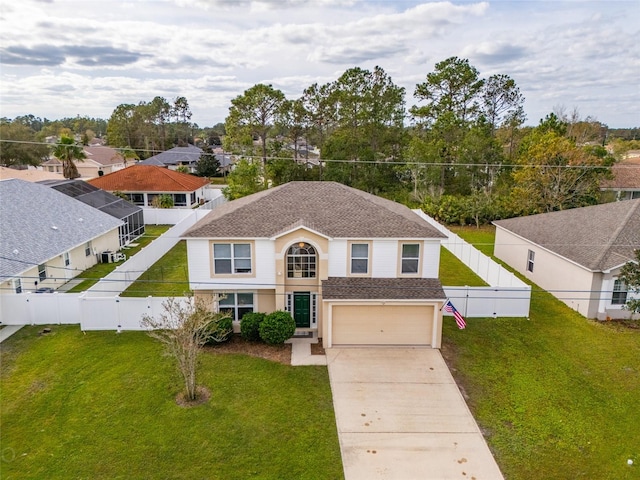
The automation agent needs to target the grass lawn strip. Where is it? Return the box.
[442,226,640,480]
[0,326,343,479]
[67,225,171,293]
[120,240,189,297]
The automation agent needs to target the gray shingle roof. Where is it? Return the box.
[183,182,446,239]
[0,179,123,281]
[322,277,446,300]
[140,145,203,166]
[493,199,640,271]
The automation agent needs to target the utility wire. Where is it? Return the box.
[0,138,632,170]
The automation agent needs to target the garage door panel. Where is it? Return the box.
[332,305,433,346]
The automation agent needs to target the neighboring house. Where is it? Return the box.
[87,165,210,208]
[182,181,447,349]
[41,145,126,179]
[39,179,145,247]
[0,179,122,294]
[0,166,64,182]
[493,200,640,320]
[601,158,640,201]
[139,144,203,173]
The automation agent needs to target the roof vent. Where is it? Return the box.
[51,226,58,230]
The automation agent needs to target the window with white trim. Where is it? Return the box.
[287,243,316,278]
[612,279,628,305]
[219,293,254,321]
[213,243,252,274]
[38,264,46,281]
[350,243,369,275]
[527,250,535,273]
[63,252,70,267]
[401,243,420,274]
[14,278,22,294]
[85,241,92,257]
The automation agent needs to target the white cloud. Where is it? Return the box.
[0,0,637,127]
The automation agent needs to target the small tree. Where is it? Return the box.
[619,250,640,315]
[141,296,230,402]
[152,194,174,208]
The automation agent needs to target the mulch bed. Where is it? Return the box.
[204,334,327,365]
[205,334,292,365]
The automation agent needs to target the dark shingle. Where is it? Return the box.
[321,277,446,300]
[183,182,446,239]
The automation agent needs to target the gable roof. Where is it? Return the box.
[494,199,640,271]
[183,181,446,239]
[0,179,122,281]
[87,165,209,192]
[139,144,203,166]
[82,146,124,167]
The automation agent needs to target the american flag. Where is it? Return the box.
[444,300,466,330]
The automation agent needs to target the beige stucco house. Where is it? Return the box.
[494,199,640,320]
[41,145,127,179]
[0,179,122,294]
[183,182,447,348]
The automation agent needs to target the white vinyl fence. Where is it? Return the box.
[142,190,225,225]
[413,209,531,318]
[86,196,226,297]
[0,293,187,331]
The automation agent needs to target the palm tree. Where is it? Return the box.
[52,135,86,179]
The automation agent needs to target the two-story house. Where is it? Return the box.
[183,181,447,348]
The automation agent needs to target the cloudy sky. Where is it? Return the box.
[0,0,638,128]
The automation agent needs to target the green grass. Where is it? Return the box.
[0,327,343,480]
[442,226,640,479]
[67,225,171,292]
[449,224,496,256]
[120,240,189,297]
[438,246,488,286]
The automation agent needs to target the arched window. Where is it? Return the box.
[287,243,317,278]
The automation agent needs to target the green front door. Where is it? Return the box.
[293,292,311,328]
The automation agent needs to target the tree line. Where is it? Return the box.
[2,56,636,224]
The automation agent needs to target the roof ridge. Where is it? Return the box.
[592,200,640,269]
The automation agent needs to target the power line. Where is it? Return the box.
[0,138,632,170]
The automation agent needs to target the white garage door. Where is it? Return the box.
[331,304,434,346]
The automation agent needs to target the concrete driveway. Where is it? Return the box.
[326,347,504,480]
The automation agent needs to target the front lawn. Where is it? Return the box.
[0,326,343,479]
[443,226,640,479]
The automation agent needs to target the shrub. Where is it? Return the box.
[240,312,266,342]
[259,311,296,345]
[204,314,233,345]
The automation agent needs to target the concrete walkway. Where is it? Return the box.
[326,347,504,480]
[0,325,24,343]
[290,342,327,366]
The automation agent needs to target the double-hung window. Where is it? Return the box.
[350,243,370,275]
[527,250,535,273]
[219,293,254,321]
[85,241,92,257]
[213,243,252,274]
[401,243,420,274]
[14,278,22,294]
[612,279,628,305]
[38,264,46,281]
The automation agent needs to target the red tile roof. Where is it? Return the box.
[87,165,209,192]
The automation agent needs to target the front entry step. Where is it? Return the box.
[287,329,318,343]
